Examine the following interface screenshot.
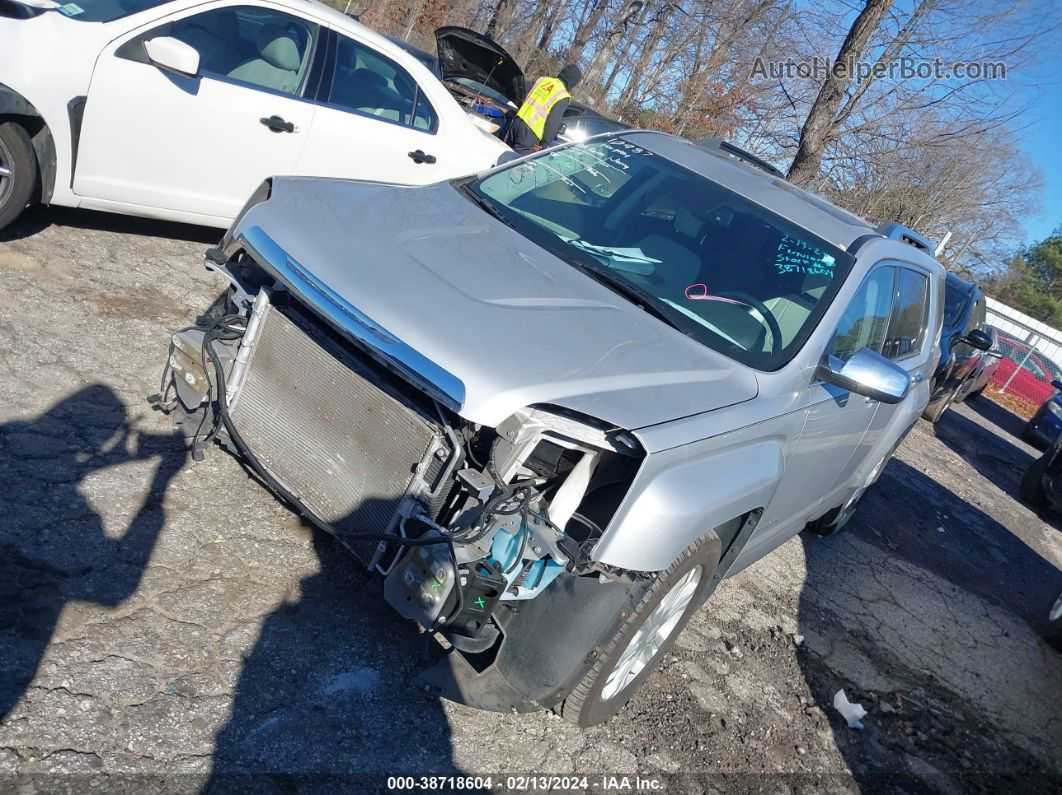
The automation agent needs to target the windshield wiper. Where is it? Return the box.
[460,186,517,230]
[559,251,689,334]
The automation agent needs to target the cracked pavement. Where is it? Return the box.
[1,206,1060,792]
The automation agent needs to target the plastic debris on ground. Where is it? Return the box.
[833,689,868,729]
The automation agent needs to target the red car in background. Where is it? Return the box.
[993,330,1062,405]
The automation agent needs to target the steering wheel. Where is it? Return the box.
[713,290,784,355]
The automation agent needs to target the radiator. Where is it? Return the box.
[229,302,444,563]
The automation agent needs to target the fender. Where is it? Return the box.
[590,435,784,571]
[0,83,57,204]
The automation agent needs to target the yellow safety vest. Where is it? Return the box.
[515,77,571,140]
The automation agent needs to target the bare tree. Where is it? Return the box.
[786,0,898,185]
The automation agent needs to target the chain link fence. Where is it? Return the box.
[985,297,1062,419]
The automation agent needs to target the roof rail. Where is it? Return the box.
[693,137,785,179]
[876,221,934,252]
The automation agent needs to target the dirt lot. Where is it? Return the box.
[1,206,1060,793]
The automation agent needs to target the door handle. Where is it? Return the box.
[260,115,295,133]
[408,149,437,164]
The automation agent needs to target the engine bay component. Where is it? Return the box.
[384,529,457,627]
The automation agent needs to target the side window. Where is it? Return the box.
[830,267,895,362]
[170,6,317,95]
[328,35,437,131]
[882,268,929,360]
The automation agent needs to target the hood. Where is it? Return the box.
[435,26,525,106]
[235,178,759,431]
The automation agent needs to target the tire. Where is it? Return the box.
[1020,452,1049,508]
[806,499,857,537]
[0,120,37,232]
[1045,589,1062,652]
[559,531,721,727]
[921,391,953,423]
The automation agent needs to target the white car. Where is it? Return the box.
[0,0,511,230]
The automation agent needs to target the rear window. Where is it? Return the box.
[53,0,173,22]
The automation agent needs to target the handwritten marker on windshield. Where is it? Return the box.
[684,283,745,305]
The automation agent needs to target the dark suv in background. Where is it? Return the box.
[922,272,993,423]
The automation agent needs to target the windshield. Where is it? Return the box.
[943,282,968,328]
[51,0,172,21]
[468,137,854,370]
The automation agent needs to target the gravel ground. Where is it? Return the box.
[1,206,1060,793]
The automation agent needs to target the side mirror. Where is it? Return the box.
[956,328,992,351]
[1052,380,1062,392]
[144,36,200,77]
[817,348,911,404]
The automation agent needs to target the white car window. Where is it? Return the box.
[328,35,437,132]
[170,6,317,95]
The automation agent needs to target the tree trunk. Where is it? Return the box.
[567,0,609,65]
[517,0,556,63]
[538,2,565,51]
[786,0,898,185]
[616,2,672,112]
[484,0,507,38]
[582,0,645,98]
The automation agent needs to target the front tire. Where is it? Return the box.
[1021,452,1049,508]
[922,391,953,423]
[559,531,720,727]
[1045,589,1062,652]
[0,121,37,232]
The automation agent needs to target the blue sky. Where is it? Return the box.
[1020,50,1062,246]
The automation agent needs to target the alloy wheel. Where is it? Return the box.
[0,134,13,207]
[601,564,703,701]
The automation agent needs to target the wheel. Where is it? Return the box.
[1045,589,1062,652]
[1020,452,1049,508]
[559,531,720,727]
[806,499,858,537]
[921,391,953,424]
[0,120,37,232]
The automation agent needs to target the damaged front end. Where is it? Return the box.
[152,230,648,713]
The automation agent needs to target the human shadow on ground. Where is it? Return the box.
[794,456,1062,792]
[0,384,186,720]
[205,501,461,791]
[0,204,219,245]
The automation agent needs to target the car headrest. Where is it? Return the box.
[351,68,387,90]
[257,24,301,71]
[197,9,238,42]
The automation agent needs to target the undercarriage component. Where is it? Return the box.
[383,529,457,626]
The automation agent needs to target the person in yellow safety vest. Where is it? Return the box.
[508,64,582,155]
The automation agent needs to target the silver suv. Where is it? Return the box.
[155,132,945,726]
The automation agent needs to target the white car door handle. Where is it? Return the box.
[408,149,437,164]
[260,115,296,134]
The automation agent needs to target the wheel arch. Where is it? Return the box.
[589,437,783,572]
[0,83,57,205]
